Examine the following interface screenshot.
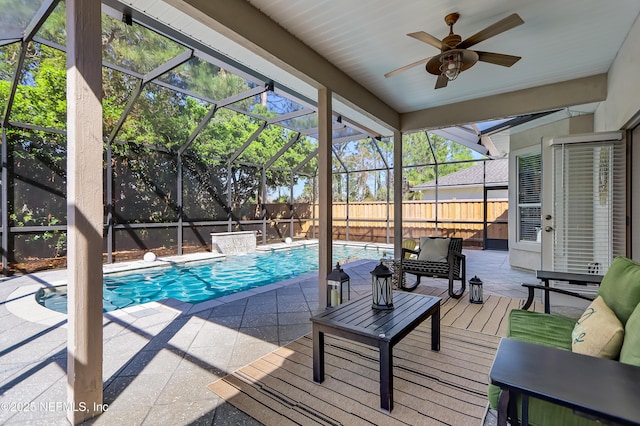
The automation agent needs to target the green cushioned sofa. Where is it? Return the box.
[488,256,640,425]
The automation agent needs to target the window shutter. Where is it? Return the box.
[517,153,542,242]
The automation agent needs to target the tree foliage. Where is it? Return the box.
[329,133,476,201]
[402,132,475,200]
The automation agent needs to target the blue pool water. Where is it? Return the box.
[37,244,387,313]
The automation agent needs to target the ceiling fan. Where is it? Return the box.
[385,12,524,89]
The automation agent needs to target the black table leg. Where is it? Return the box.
[508,390,519,425]
[380,341,393,412]
[497,389,509,426]
[313,326,324,383]
[542,278,551,314]
[522,393,529,425]
[431,305,440,351]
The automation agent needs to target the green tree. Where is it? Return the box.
[402,132,475,200]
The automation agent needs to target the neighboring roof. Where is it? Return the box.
[411,159,508,191]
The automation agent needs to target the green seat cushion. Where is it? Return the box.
[598,256,640,325]
[620,303,640,366]
[507,309,577,350]
[488,384,501,410]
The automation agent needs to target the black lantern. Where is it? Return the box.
[469,275,483,304]
[327,262,350,307]
[371,260,394,310]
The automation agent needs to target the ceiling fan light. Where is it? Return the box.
[439,52,462,81]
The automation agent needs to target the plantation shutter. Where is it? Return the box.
[517,153,542,242]
[551,133,625,274]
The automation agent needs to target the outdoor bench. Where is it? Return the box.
[488,256,640,425]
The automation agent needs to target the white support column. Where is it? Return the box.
[393,130,403,258]
[66,0,104,423]
[318,87,332,309]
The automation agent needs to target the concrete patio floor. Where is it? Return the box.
[0,248,585,425]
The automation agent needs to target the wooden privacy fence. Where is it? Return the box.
[297,200,509,246]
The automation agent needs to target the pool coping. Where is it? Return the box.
[5,240,391,326]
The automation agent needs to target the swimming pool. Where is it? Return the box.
[37,244,388,313]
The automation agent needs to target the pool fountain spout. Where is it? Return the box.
[210,231,257,255]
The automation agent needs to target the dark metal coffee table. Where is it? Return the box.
[490,338,640,425]
[311,291,441,412]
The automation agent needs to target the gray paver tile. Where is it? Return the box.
[240,303,276,315]
[208,301,247,318]
[143,397,221,425]
[119,349,183,377]
[185,345,234,374]
[190,323,238,348]
[82,405,151,426]
[103,373,170,407]
[276,294,307,305]
[227,341,278,370]
[240,313,278,328]
[154,361,220,406]
[237,325,279,342]
[0,339,66,365]
[245,293,277,305]
[276,286,304,296]
[205,314,243,330]
[278,323,312,344]
[277,311,312,325]
[212,401,264,426]
[276,301,311,313]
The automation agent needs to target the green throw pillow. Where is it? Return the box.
[417,238,450,262]
[620,303,640,367]
[598,256,640,325]
[571,296,624,359]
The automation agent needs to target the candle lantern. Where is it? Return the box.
[371,260,394,310]
[469,275,483,304]
[326,262,350,307]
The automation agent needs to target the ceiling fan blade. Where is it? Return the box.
[435,74,448,89]
[457,13,524,49]
[476,51,521,67]
[384,57,431,78]
[407,31,446,50]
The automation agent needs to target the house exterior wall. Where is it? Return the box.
[594,14,640,132]
[420,186,508,201]
[594,14,640,260]
[509,11,640,271]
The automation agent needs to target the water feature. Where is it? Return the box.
[210,231,257,254]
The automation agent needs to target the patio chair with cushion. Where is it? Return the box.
[400,236,466,298]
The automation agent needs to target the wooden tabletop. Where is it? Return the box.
[311,291,440,344]
[536,270,603,285]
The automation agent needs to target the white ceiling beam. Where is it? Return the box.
[401,74,607,132]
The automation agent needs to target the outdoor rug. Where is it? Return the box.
[207,293,535,425]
